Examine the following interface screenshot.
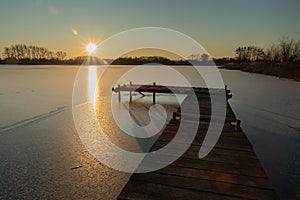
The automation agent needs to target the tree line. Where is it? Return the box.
[111,56,191,65]
[1,37,299,65]
[235,37,300,63]
[2,44,67,64]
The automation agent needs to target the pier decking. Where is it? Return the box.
[115,84,277,200]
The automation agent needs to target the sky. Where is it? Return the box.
[0,0,300,58]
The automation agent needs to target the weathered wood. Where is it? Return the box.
[172,111,236,123]
[129,173,277,200]
[120,180,242,200]
[155,165,273,189]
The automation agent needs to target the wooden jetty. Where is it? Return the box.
[112,82,232,104]
[114,83,277,200]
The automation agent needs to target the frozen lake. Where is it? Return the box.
[0,65,299,199]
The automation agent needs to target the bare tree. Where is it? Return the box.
[56,51,67,60]
[279,36,294,62]
[3,47,12,58]
[265,45,281,62]
[46,51,54,59]
[236,46,264,62]
[265,37,300,62]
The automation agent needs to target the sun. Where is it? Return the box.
[86,43,97,54]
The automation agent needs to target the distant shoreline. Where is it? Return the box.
[220,62,300,81]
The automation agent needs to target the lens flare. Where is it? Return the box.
[71,28,78,36]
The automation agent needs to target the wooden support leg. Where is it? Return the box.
[153,82,156,104]
[235,120,241,131]
[129,81,132,103]
[172,112,176,123]
[118,84,121,103]
[138,91,145,97]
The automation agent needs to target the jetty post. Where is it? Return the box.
[129,81,132,103]
[235,119,241,131]
[118,84,121,103]
[153,82,156,104]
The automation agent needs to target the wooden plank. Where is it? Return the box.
[157,134,254,152]
[137,157,267,178]
[171,158,268,178]
[152,142,258,159]
[118,180,242,200]
[172,112,237,123]
[165,122,241,134]
[144,146,261,168]
[155,165,273,189]
[130,173,277,200]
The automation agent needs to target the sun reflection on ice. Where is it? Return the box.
[88,66,98,110]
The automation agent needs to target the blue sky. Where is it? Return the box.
[0,0,299,58]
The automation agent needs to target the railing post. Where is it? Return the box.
[129,81,132,103]
[172,112,176,124]
[235,120,241,131]
[118,84,121,103]
[153,82,156,104]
